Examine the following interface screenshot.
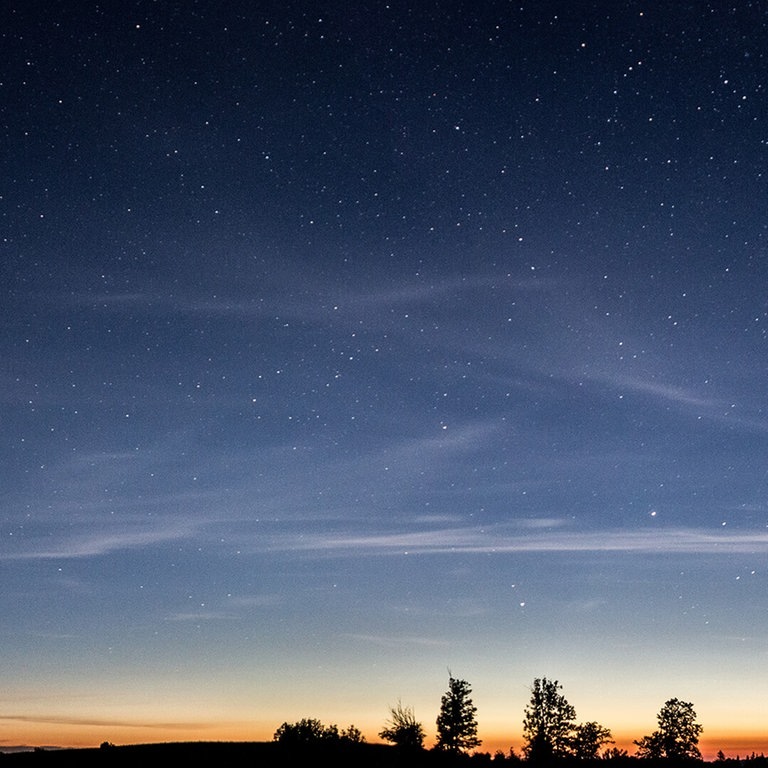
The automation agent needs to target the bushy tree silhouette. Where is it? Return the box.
[435,674,482,753]
[341,723,366,742]
[570,720,614,759]
[634,698,703,760]
[274,717,327,743]
[273,717,364,745]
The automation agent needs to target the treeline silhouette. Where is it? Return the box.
[2,676,765,767]
[264,676,764,766]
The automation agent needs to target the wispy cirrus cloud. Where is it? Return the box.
[345,633,449,648]
[61,269,548,324]
[165,611,238,623]
[0,521,196,561]
[0,714,208,730]
[254,524,768,557]
[9,517,767,562]
[594,374,715,409]
[585,371,768,433]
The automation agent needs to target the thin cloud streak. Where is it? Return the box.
[0,523,196,561]
[166,612,239,622]
[260,525,768,556]
[70,272,548,320]
[0,714,207,730]
[346,633,450,648]
[581,372,768,433]
[611,376,714,408]
[9,521,767,562]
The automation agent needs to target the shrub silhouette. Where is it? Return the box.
[379,700,426,750]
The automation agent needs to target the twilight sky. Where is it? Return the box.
[2,0,767,756]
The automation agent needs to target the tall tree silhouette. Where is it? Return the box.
[522,677,577,761]
[435,674,481,753]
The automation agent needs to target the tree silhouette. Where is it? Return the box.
[522,677,577,761]
[341,724,366,742]
[571,721,614,759]
[379,700,426,750]
[634,698,703,760]
[435,674,482,753]
[274,718,327,744]
[273,717,364,745]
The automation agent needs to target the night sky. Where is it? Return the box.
[2,0,767,756]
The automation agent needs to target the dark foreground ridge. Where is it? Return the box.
[2,742,762,768]
[0,741,482,767]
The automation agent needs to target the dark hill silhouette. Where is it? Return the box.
[0,740,466,767]
[1,742,762,767]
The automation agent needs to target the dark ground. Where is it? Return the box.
[0,741,473,767]
[1,743,761,768]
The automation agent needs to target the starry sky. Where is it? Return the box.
[2,0,767,757]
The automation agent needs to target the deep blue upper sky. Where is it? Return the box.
[1,0,767,752]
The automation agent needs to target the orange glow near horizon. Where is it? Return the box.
[3,719,767,761]
[478,732,768,763]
